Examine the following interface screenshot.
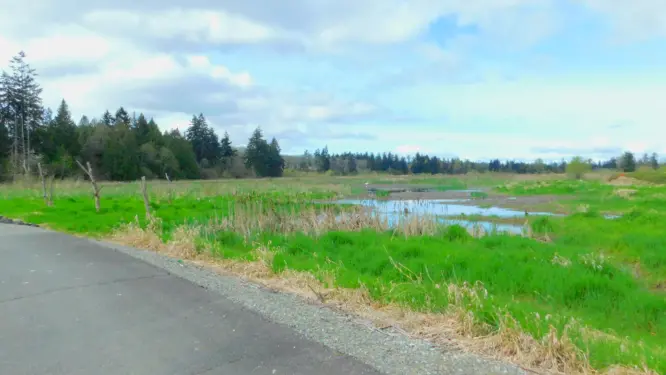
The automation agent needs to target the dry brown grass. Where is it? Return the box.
[107,221,657,375]
[613,189,638,199]
[607,176,650,187]
[196,202,489,239]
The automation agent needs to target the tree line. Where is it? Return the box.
[0,52,284,181]
[0,51,659,182]
[288,148,657,176]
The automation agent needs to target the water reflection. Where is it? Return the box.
[329,199,548,235]
[333,199,556,218]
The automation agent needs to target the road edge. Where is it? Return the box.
[89,236,527,375]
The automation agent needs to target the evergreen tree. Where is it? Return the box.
[0,51,43,172]
[219,131,236,171]
[101,110,114,126]
[41,99,79,173]
[146,118,163,146]
[398,157,409,174]
[650,153,659,169]
[135,113,151,146]
[411,153,426,174]
[427,156,440,174]
[185,113,220,165]
[0,120,9,174]
[266,137,285,177]
[202,122,221,163]
[314,146,330,172]
[347,154,358,174]
[618,151,636,172]
[78,115,90,127]
[367,153,376,171]
[114,107,131,127]
[244,127,270,177]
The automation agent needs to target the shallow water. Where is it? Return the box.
[333,199,556,218]
[330,199,537,234]
[329,195,619,235]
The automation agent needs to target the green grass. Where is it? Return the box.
[495,179,612,196]
[374,190,391,198]
[627,167,666,184]
[1,175,665,373]
[204,228,665,372]
[496,178,666,214]
[470,191,489,199]
[362,176,468,191]
[0,190,338,236]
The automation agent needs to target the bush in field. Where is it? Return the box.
[565,156,591,180]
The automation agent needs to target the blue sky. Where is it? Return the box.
[1,0,666,161]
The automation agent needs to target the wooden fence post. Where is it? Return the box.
[76,160,101,212]
[164,172,173,203]
[141,176,151,219]
[37,162,51,206]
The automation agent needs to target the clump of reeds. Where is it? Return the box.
[109,212,662,375]
[198,201,444,238]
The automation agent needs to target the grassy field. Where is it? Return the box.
[1,172,664,374]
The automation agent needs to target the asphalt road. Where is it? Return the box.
[0,224,381,375]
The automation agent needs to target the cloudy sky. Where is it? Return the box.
[1,0,665,161]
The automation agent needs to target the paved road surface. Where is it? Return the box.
[0,225,381,375]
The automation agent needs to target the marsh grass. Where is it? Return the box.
[1,175,665,374]
[111,217,664,374]
[497,179,666,214]
[374,190,391,198]
[470,191,489,199]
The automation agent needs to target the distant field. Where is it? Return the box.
[1,171,664,374]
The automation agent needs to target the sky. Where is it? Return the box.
[1,0,666,161]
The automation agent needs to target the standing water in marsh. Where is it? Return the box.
[334,198,556,217]
[329,198,557,235]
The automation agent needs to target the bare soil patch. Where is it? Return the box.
[607,176,649,186]
[363,183,436,193]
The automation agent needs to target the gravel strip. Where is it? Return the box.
[93,238,527,375]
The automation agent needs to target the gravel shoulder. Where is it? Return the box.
[94,238,527,375]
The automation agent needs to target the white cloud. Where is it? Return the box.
[581,0,666,41]
[185,55,253,87]
[51,0,564,51]
[38,49,253,121]
[83,9,285,45]
[368,75,666,160]
[427,78,666,135]
[2,0,663,160]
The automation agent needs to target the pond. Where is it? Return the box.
[333,199,557,217]
[329,199,555,235]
